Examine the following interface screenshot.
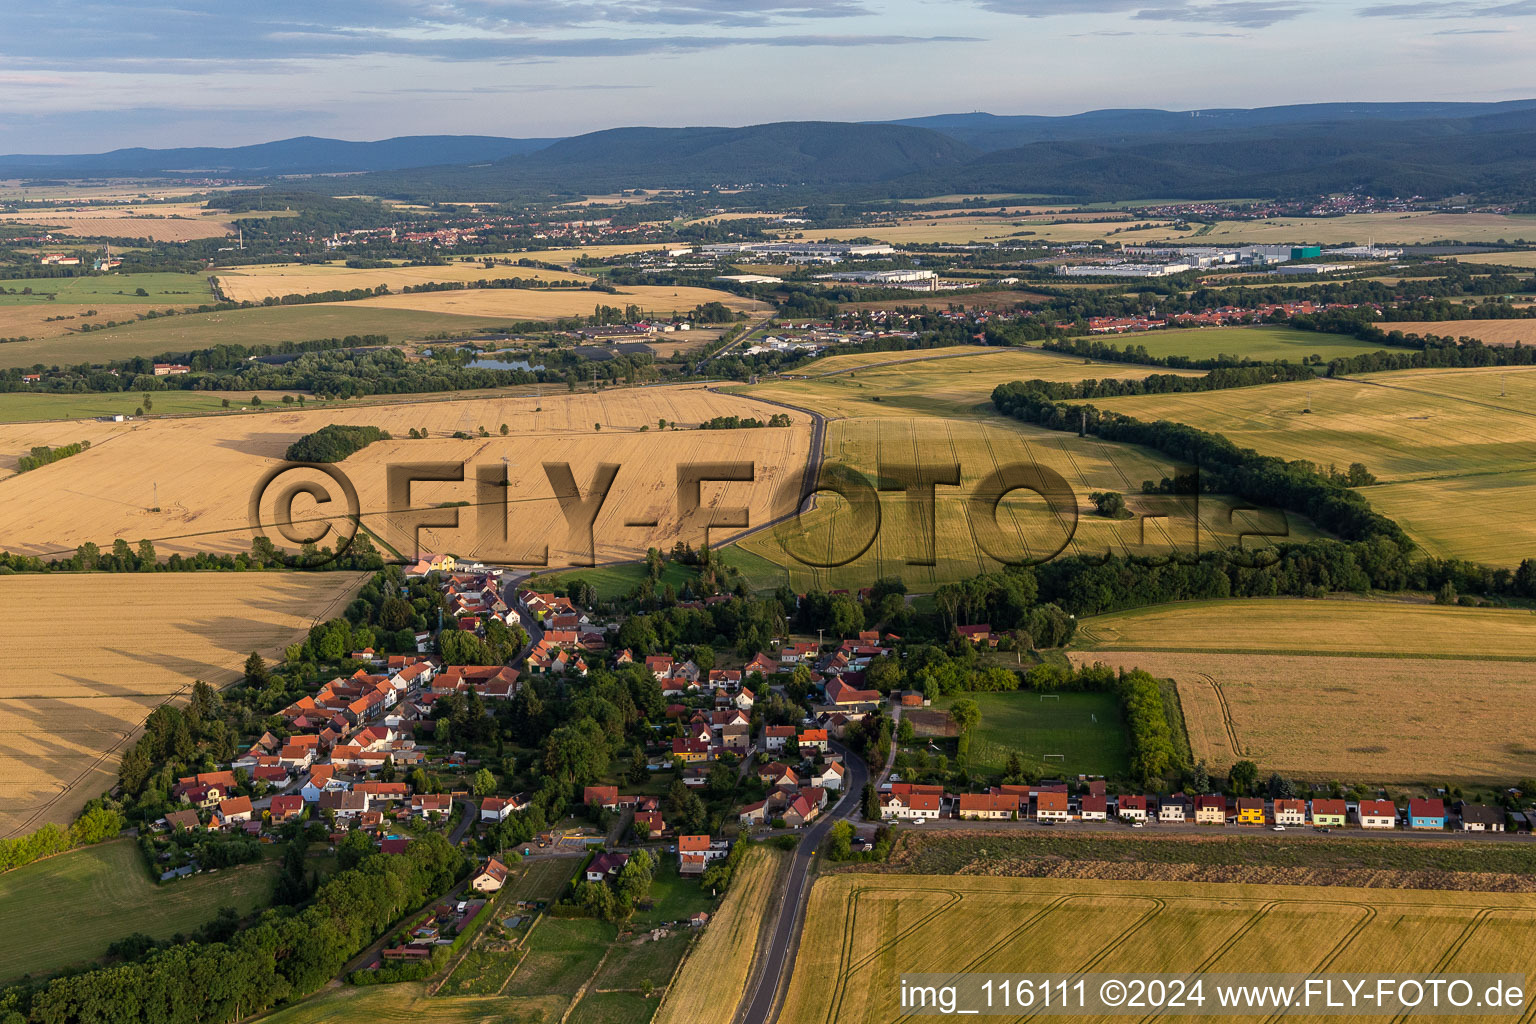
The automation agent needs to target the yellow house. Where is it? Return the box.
[1236,798,1266,825]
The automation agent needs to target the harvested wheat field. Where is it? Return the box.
[0,572,363,837]
[1095,365,1536,565]
[781,874,1536,1024]
[213,261,594,303]
[654,844,786,1024]
[1075,649,1536,784]
[0,303,160,342]
[0,204,234,241]
[1452,249,1536,269]
[743,346,1203,421]
[735,415,1316,593]
[1380,319,1536,346]
[0,418,134,481]
[1072,597,1536,660]
[341,284,770,320]
[0,385,812,566]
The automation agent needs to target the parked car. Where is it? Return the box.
[1272,825,1286,831]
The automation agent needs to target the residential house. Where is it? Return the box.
[1409,798,1446,830]
[814,762,845,791]
[1235,798,1266,826]
[734,687,755,711]
[798,728,829,753]
[958,792,1019,820]
[586,852,629,883]
[1194,795,1227,825]
[744,653,779,677]
[765,725,796,752]
[411,794,453,817]
[882,790,941,821]
[1358,799,1398,829]
[471,857,511,893]
[1157,796,1188,824]
[583,785,620,810]
[164,809,201,831]
[824,677,881,708]
[1079,794,1107,821]
[1310,798,1348,828]
[634,810,665,835]
[269,794,304,823]
[955,624,992,645]
[1116,795,1148,822]
[1460,803,1506,832]
[671,739,711,763]
[1036,791,1071,822]
[213,796,253,829]
[1273,798,1307,826]
[481,797,518,821]
[782,792,821,828]
[738,801,768,827]
[678,835,712,875]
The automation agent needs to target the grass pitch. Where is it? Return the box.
[1112,325,1387,362]
[934,690,1129,778]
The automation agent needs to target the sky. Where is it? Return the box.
[0,0,1532,152]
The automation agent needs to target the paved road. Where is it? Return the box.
[740,742,870,1024]
[450,796,479,846]
[695,311,777,374]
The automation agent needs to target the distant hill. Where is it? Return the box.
[893,107,1536,199]
[6,101,1536,201]
[514,121,974,184]
[0,135,558,178]
[882,100,1536,152]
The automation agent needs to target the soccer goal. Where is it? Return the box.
[1040,694,1060,702]
[1043,753,1066,763]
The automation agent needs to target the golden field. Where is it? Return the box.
[1380,319,1536,346]
[338,283,771,320]
[781,875,1536,1024]
[1077,649,1536,784]
[1452,249,1536,269]
[794,217,1193,246]
[213,260,595,303]
[0,572,363,837]
[653,844,786,1024]
[0,302,160,342]
[735,416,1318,593]
[1072,597,1536,660]
[745,345,1203,420]
[0,203,235,241]
[1072,597,1536,782]
[0,385,812,566]
[1094,365,1536,565]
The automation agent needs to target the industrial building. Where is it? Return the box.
[699,241,896,263]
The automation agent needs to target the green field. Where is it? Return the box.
[934,690,1129,778]
[0,272,214,307]
[1094,364,1536,565]
[533,561,701,602]
[506,857,581,903]
[592,931,691,991]
[0,302,516,368]
[512,917,615,997]
[631,858,713,929]
[0,389,307,422]
[0,839,277,982]
[566,992,658,1024]
[1114,324,1388,362]
[257,983,565,1024]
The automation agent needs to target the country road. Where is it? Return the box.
[739,742,870,1024]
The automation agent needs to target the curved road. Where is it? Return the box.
[740,742,870,1024]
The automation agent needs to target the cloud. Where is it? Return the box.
[1359,0,1536,15]
[1134,2,1308,26]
